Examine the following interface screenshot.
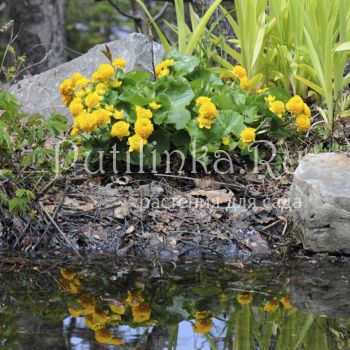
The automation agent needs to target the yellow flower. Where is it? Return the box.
[110,302,126,315]
[92,109,111,127]
[233,65,247,79]
[286,95,304,115]
[280,295,293,310]
[132,302,151,323]
[263,299,280,312]
[196,96,212,105]
[303,103,311,118]
[198,101,218,119]
[135,118,154,139]
[237,292,253,305]
[240,128,256,146]
[197,115,213,129]
[59,78,73,95]
[155,59,174,78]
[111,121,130,140]
[71,127,80,136]
[265,95,276,104]
[75,113,98,133]
[125,290,144,307]
[149,101,161,110]
[69,98,84,117]
[95,82,108,95]
[84,315,103,330]
[60,268,76,281]
[295,114,311,132]
[95,329,112,344]
[59,79,74,106]
[68,280,81,294]
[68,306,84,318]
[222,136,231,146]
[112,58,126,69]
[110,79,123,88]
[109,313,121,321]
[75,76,90,89]
[113,110,124,120]
[94,63,115,81]
[194,311,211,320]
[269,100,285,118]
[193,318,213,334]
[76,89,88,98]
[79,296,96,314]
[71,72,85,86]
[239,76,250,91]
[105,104,115,112]
[85,93,101,109]
[135,105,153,119]
[128,134,147,152]
[93,311,109,325]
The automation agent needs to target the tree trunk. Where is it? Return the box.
[9,0,68,75]
[131,0,149,35]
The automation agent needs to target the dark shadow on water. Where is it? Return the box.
[1,256,350,349]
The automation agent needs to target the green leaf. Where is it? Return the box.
[217,110,246,138]
[148,129,170,154]
[156,76,194,130]
[123,70,151,83]
[119,81,155,105]
[164,51,200,76]
[334,41,350,53]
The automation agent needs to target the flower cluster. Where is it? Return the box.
[60,268,153,346]
[233,65,250,91]
[236,292,293,312]
[286,95,312,132]
[59,51,312,167]
[59,60,125,137]
[264,94,311,133]
[195,96,218,129]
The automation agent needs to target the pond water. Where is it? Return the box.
[0,256,349,350]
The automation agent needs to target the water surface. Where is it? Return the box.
[1,256,349,349]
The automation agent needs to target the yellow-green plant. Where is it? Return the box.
[135,0,222,55]
[294,0,350,130]
[213,0,270,83]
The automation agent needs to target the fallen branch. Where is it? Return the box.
[39,202,81,257]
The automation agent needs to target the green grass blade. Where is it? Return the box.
[185,0,223,55]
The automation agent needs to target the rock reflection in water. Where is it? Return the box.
[0,259,350,349]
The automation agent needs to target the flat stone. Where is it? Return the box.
[290,152,350,253]
[9,33,165,118]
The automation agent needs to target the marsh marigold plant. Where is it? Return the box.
[59,51,312,167]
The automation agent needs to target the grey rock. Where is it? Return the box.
[289,262,350,319]
[290,152,350,253]
[9,33,165,118]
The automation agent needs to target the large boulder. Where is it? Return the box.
[9,33,165,118]
[290,152,350,253]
